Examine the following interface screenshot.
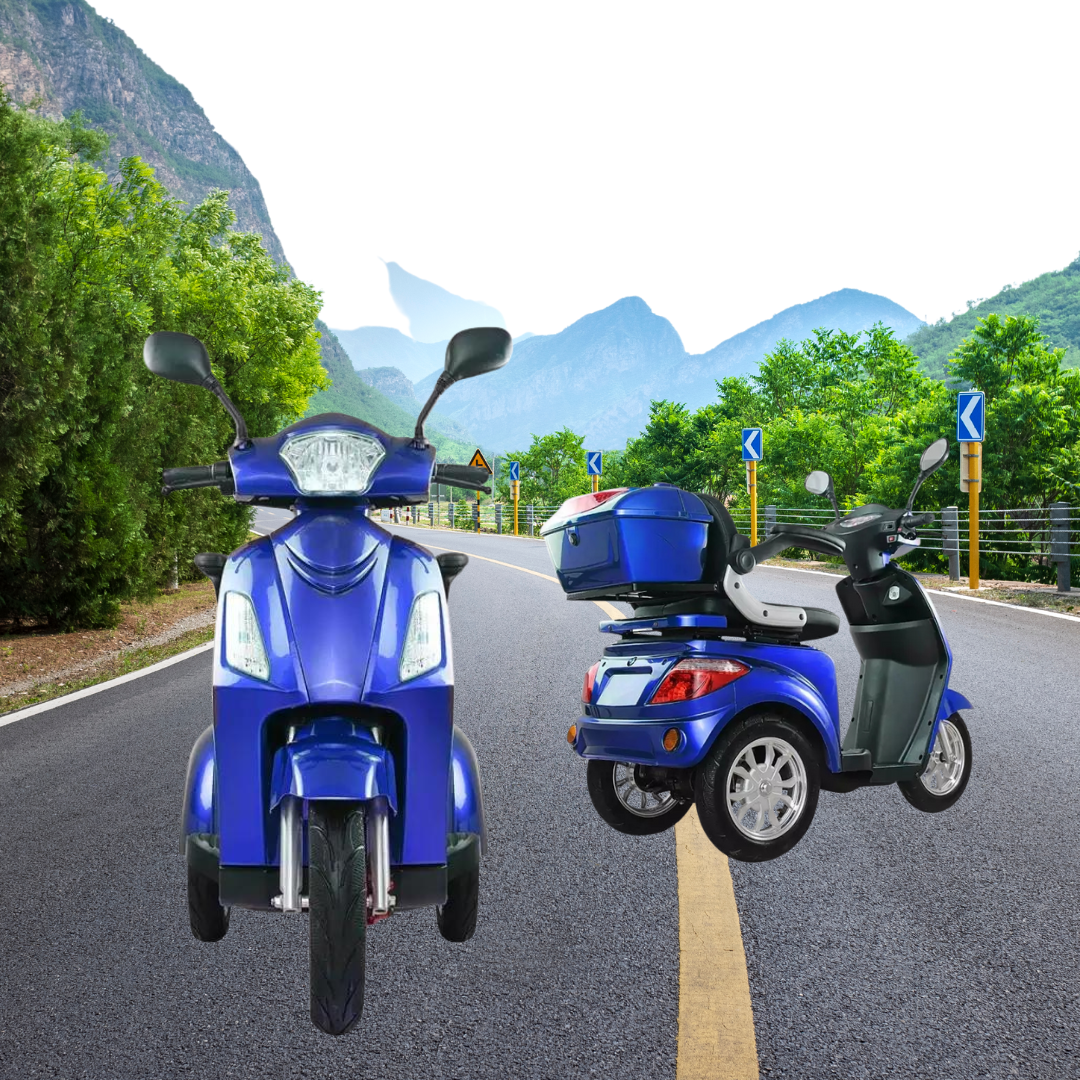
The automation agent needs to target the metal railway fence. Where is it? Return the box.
[384,500,1080,589]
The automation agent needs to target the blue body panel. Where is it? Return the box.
[270,720,398,812]
[574,637,843,773]
[181,725,216,849]
[450,727,487,850]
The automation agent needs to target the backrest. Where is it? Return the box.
[696,492,749,584]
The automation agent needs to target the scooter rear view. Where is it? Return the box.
[543,437,972,861]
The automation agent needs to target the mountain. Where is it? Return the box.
[0,0,285,261]
[905,255,1080,377]
[330,326,447,383]
[307,324,471,460]
[419,290,925,451]
[385,261,504,342]
[355,366,473,442]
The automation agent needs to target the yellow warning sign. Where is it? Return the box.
[468,448,492,473]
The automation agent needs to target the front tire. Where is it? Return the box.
[587,760,692,835]
[187,864,230,942]
[309,801,367,1036]
[695,713,820,862]
[898,713,972,812]
[437,867,479,942]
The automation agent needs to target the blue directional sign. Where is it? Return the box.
[741,427,763,461]
[508,460,520,483]
[956,391,985,443]
[586,451,603,476]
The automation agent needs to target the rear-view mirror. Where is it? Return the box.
[444,327,512,382]
[919,437,949,475]
[805,470,831,496]
[143,332,212,386]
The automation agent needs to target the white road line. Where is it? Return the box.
[0,642,214,729]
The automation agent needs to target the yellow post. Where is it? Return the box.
[749,459,758,546]
[967,441,981,589]
[592,473,599,494]
[513,481,520,535]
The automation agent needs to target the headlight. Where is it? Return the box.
[224,591,270,681]
[400,591,443,682]
[279,430,385,495]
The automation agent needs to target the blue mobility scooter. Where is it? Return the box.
[542,438,972,863]
[145,326,510,1034]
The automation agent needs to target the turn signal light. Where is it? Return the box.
[582,662,600,703]
[649,659,750,705]
[662,728,681,752]
[567,723,578,745]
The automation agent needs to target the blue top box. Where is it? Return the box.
[540,485,714,597]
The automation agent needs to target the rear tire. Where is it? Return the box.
[437,867,479,942]
[309,801,367,1036]
[187,864,230,942]
[587,759,692,835]
[898,713,972,813]
[695,713,820,862]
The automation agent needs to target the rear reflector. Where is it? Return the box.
[567,723,578,745]
[649,658,750,705]
[582,662,600,703]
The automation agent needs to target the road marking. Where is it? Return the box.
[420,534,758,1078]
[676,807,759,1080]
[0,641,214,729]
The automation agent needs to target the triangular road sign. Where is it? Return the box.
[468,448,492,473]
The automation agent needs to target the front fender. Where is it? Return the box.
[939,688,973,718]
[270,720,397,812]
[450,727,487,853]
[181,725,216,853]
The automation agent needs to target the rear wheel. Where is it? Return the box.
[898,713,971,812]
[695,713,820,862]
[309,801,367,1036]
[187,864,230,942]
[437,867,479,942]
[587,760,692,835]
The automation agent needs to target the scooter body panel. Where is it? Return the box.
[181,724,216,849]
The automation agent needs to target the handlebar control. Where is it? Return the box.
[162,460,233,495]
[432,464,492,493]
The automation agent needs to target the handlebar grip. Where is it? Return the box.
[162,461,233,494]
[903,512,934,528]
[433,464,492,492]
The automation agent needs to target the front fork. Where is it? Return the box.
[271,795,393,919]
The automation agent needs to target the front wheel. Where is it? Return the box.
[437,867,479,942]
[695,713,820,862]
[587,760,692,835]
[187,864,230,942]
[309,801,367,1036]
[898,713,972,812]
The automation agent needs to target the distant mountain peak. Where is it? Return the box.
[385,261,504,343]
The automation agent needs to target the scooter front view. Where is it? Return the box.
[543,437,973,862]
[147,325,510,1034]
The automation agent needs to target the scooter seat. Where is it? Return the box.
[631,594,840,642]
[794,606,841,641]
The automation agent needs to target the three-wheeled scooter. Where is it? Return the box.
[542,437,973,862]
[148,326,510,1034]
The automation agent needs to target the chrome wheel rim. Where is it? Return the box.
[725,737,808,841]
[612,762,678,818]
[919,719,966,796]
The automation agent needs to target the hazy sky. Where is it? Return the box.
[92,0,1080,352]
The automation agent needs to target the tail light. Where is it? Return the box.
[582,662,600,703]
[543,489,629,534]
[649,659,749,705]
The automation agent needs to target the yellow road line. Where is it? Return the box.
[422,535,759,1076]
[676,807,759,1079]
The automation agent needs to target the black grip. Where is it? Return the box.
[162,460,233,494]
[903,512,934,528]
[433,464,492,493]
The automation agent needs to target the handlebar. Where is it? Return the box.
[902,511,934,529]
[730,523,847,574]
[162,460,233,495]
[432,464,492,494]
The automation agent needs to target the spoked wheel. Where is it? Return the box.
[187,864,230,942]
[309,801,367,1036]
[695,713,820,862]
[898,713,972,812]
[587,760,692,835]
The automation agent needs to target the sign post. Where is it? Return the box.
[468,448,493,533]
[957,391,985,589]
[586,451,602,495]
[741,428,763,546]
[509,461,520,535]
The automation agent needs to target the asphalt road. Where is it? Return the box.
[1,522,1078,1078]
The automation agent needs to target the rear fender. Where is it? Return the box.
[270,719,397,812]
[449,726,487,853]
[181,725,216,853]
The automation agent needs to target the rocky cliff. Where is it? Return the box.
[0,0,285,261]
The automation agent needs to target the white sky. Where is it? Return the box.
[92,0,1080,353]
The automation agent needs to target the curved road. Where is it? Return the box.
[0,523,1077,1078]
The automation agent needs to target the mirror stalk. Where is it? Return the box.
[414,372,455,445]
[205,374,250,449]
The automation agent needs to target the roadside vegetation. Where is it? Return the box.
[0,91,327,629]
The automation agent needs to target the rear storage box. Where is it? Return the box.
[541,485,714,597]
